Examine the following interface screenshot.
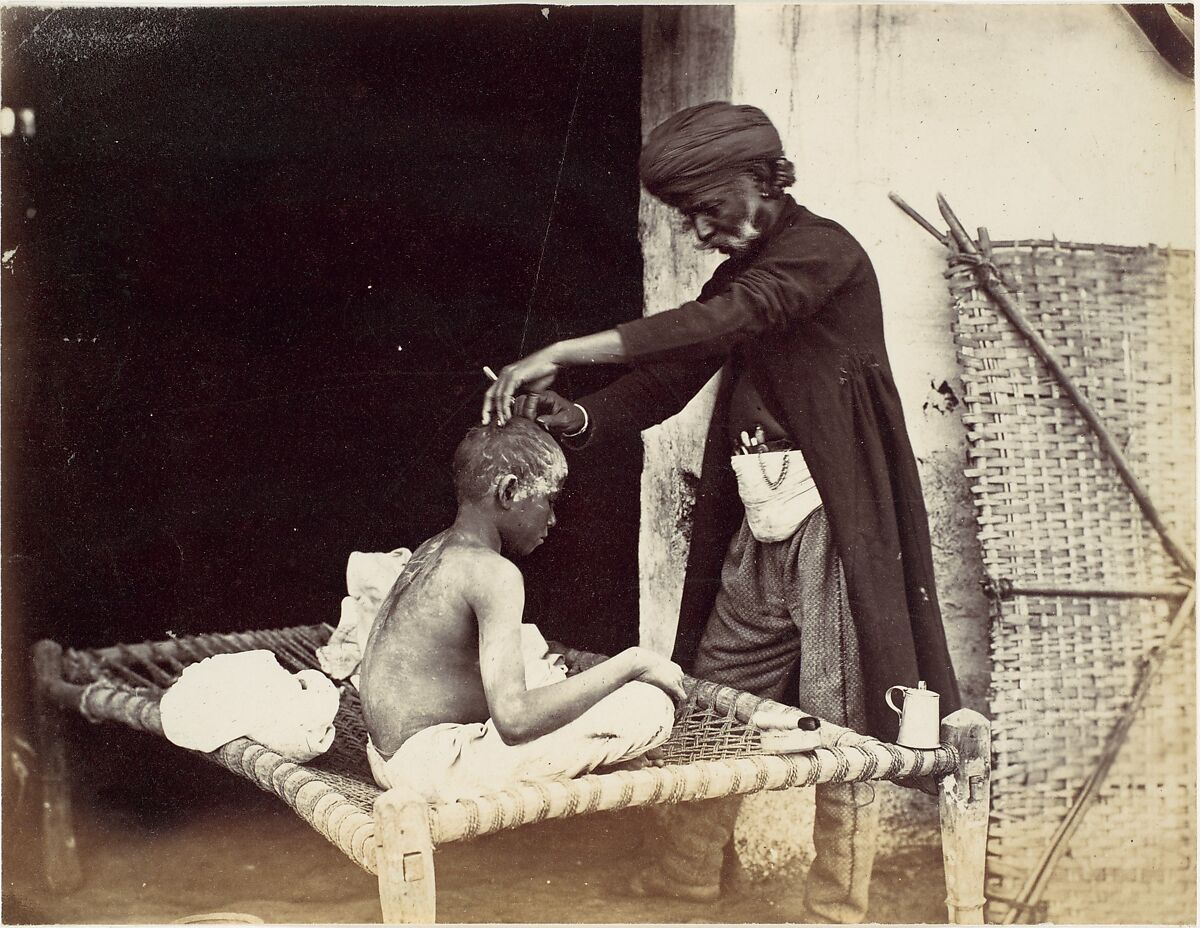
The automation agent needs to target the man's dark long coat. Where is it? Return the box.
[575,196,961,742]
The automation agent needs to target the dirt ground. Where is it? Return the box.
[3,760,950,926]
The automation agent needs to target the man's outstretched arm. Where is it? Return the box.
[483,334,723,434]
[472,555,684,745]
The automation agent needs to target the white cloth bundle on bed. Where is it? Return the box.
[316,548,413,686]
[160,649,340,761]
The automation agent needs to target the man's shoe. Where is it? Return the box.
[625,868,722,903]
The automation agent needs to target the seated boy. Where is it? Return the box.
[359,417,683,803]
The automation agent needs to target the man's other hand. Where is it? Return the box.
[513,390,586,437]
[631,649,687,703]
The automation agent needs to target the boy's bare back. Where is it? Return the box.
[358,418,683,773]
[360,528,521,756]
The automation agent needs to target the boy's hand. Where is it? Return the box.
[631,649,687,702]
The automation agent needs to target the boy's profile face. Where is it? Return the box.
[500,479,562,557]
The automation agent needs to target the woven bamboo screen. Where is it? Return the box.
[950,241,1195,924]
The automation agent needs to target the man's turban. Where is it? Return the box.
[639,102,783,202]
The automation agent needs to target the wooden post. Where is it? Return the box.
[374,785,436,924]
[638,5,734,657]
[938,708,991,925]
[31,640,84,893]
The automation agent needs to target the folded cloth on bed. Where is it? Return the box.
[316,548,413,686]
[160,649,340,762]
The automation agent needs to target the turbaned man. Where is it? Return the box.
[482,101,962,923]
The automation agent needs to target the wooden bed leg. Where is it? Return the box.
[374,785,436,924]
[938,709,991,925]
[31,640,84,893]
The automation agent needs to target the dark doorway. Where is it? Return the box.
[1,4,644,822]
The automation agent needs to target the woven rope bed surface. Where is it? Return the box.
[50,623,958,877]
[950,241,1195,923]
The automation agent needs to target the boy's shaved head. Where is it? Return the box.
[453,418,568,504]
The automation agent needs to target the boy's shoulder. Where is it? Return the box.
[439,538,522,588]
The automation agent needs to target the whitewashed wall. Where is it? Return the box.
[639,3,1194,873]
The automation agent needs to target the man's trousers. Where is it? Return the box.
[647,507,880,923]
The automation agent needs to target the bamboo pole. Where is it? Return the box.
[888,191,948,245]
[988,580,1192,601]
[935,192,1196,576]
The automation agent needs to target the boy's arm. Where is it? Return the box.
[472,556,684,746]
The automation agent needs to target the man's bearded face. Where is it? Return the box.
[673,174,766,257]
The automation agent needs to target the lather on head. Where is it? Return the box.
[452,417,567,504]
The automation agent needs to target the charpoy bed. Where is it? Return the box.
[32,622,990,923]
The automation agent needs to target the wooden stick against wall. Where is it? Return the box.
[938,709,991,925]
[887,192,948,245]
[375,785,437,924]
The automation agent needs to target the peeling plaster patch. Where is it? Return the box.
[675,469,700,544]
[922,379,961,415]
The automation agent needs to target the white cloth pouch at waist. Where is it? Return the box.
[730,450,822,543]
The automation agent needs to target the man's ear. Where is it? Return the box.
[495,474,519,509]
